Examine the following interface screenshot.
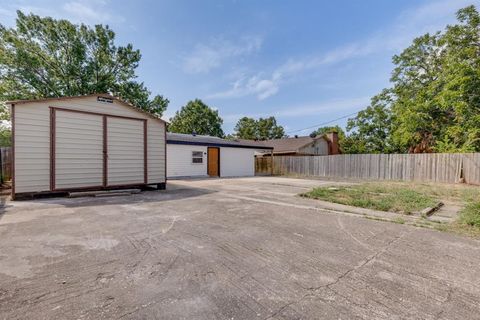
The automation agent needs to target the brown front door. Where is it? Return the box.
[207,147,220,177]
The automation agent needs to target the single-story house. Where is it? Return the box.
[252,132,340,156]
[7,94,166,199]
[166,133,273,178]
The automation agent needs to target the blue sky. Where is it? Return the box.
[1,0,479,135]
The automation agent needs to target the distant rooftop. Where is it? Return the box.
[238,135,328,154]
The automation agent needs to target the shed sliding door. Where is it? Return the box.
[106,117,146,186]
[53,108,146,191]
[54,110,104,189]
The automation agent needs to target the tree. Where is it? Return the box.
[345,5,480,153]
[233,116,285,140]
[257,117,285,140]
[432,5,480,152]
[169,99,224,137]
[0,124,10,146]
[389,32,445,153]
[345,90,398,153]
[0,103,10,146]
[388,6,480,152]
[309,125,345,139]
[0,11,168,116]
[234,117,258,140]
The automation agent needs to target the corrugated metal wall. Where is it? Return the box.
[107,117,145,186]
[13,96,165,194]
[55,110,103,189]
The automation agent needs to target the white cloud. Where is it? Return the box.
[387,0,480,51]
[208,0,479,101]
[0,0,122,26]
[183,36,262,74]
[207,40,380,101]
[206,72,280,100]
[400,0,478,24]
[222,96,371,124]
[275,96,371,118]
[62,1,118,24]
[206,42,369,101]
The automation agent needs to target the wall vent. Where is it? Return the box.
[97,96,113,104]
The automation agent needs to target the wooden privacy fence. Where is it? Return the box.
[0,147,12,183]
[256,153,480,185]
[255,156,273,176]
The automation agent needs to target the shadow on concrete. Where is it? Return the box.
[169,176,261,182]
[14,185,217,209]
[0,196,13,220]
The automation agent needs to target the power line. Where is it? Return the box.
[286,110,362,134]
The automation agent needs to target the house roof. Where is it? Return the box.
[167,133,274,150]
[5,93,166,123]
[243,135,328,154]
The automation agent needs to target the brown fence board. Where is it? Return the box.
[463,153,480,185]
[255,156,272,176]
[1,147,12,182]
[255,153,480,185]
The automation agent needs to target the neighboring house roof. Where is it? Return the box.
[5,93,166,123]
[167,133,273,150]
[241,135,328,154]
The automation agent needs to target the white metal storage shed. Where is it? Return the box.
[166,133,273,178]
[8,94,166,199]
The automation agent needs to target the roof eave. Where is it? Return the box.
[166,139,274,150]
[4,93,167,124]
[273,150,299,154]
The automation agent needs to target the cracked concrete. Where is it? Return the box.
[0,177,479,319]
[263,228,412,320]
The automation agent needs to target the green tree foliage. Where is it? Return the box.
[0,11,168,116]
[257,117,285,140]
[0,126,11,146]
[347,5,480,153]
[234,116,285,140]
[169,99,224,138]
[344,90,398,154]
[0,103,11,146]
[234,117,258,140]
[309,125,345,139]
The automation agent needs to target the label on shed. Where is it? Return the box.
[97,96,114,103]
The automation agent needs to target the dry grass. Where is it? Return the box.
[301,181,480,238]
[301,183,437,214]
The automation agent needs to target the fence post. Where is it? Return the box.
[270,150,274,176]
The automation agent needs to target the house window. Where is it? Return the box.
[192,151,203,164]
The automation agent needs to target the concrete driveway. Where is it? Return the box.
[0,177,479,319]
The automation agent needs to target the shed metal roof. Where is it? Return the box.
[5,93,166,123]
